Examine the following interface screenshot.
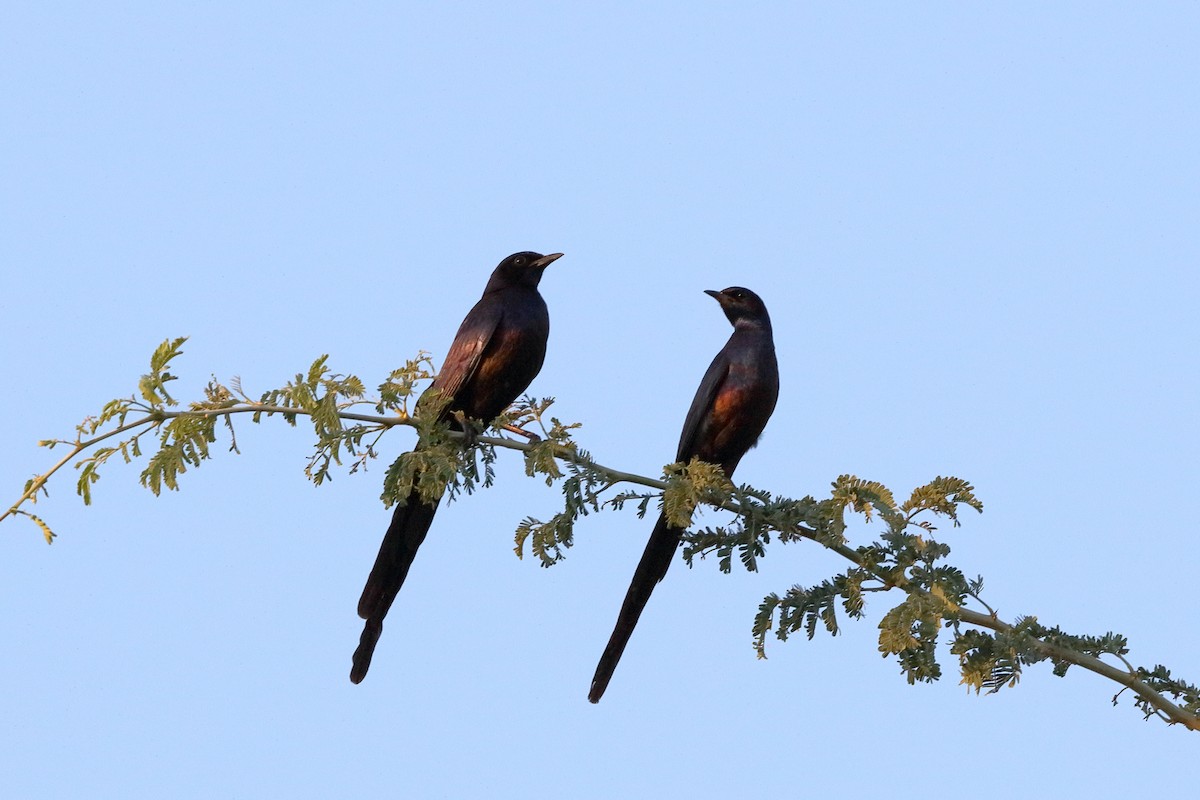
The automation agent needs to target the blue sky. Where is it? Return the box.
[3,4,1197,797]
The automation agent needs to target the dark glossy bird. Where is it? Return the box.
[588,286,779,703]
[351,250,562,684]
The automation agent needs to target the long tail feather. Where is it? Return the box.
[588,514,680,703]
[350,487,441,684]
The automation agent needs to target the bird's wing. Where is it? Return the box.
[674,348,731,461]
[424,299,504,410]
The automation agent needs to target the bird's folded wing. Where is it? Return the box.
[674,352,730,462]
[424,304,504,410]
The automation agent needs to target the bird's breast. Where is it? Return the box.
[696,350,779,474]
[459,292,549,422]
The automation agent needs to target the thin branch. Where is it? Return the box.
[967,589,997,617]
[2,416,165,525]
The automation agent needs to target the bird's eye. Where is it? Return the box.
[514,257,525,266]
[734,290,745,299]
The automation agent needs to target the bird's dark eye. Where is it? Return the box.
[734,290,745,299]
[514,257,525,266]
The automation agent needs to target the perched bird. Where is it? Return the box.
[589,287,779,703]
[351,250,562,684]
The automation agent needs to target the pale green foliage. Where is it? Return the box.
[376,352,436,415]
[255,354,370,485]
[512,397,604,566]
[831,474,901,527]
[8,506,55,545]
[901,475,984,528]
[138,337,186,407]
[661,458,732,529]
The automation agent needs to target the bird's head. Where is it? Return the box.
[704,286,772,330]
[486,251,563,292]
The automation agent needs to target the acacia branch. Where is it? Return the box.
[3,416,165,525]
[2,403,662,527]
[5,401,1196,732]
[952,606,1198,730]
[772,529,1199,731]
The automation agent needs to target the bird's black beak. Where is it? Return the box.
[533,253,564,269]
[704,289,722,300]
